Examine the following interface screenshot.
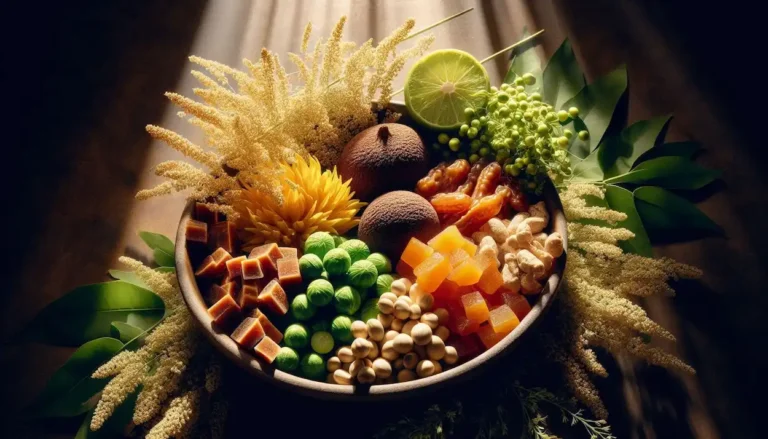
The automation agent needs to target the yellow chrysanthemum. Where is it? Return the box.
[235,154,366,249]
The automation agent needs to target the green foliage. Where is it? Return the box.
[505,28,542,91]
[374,402,463,439]
[600,115,670,177]
[107,270,148,289]
[110,321,144,343]
[604,185,652,256]
[637,141,700,162]
[139,231,175,267]
[25,337,123,418]
[604,156,720,189]
[542,40,585,109]
[634,186,723,235]
[22,281,165,346]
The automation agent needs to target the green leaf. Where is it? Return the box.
[22,281,165,346]
[155,266,176,274]
[636,141,701,163]
[600,115,671,177]
[563,65,627,156]
[542,39,585,109]
[604,156,720,189]
[108,270,148,289]
[153,248,175,267]
[110,322,144,343]
[504,28,542,90]
[569,148,603,182]
[604,185,652,256]
[566,117,592,158]
[634,186,723,235]
[138,231,174,255]
[25,337,123,418]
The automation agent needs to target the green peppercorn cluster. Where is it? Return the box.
[431,73,582,193]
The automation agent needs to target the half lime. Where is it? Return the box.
[404,49,490,130]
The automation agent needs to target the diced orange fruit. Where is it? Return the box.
[460,238,477,257]
[396,259,415,279]
[230,317,265,349]
[427,225,465,255]
[277,257,302,286]
[257,279,289,315]
[451,314,481,336]
[447,258,483,286]
[473,251,497,270]
[251,309,283,343]
[400,238,434,268]
[414,252,452,293]
[194,202,220,224]
[254,336,281,364]
[501,292,532,320]
[476,264,504,295]
[185,219,208,244]
[477,324,505,349]
[448,248,471,267]
[433,280,467,301]
[226,256,247,279]
[488,305,520,335]
[460,291,490,323]
[208,294,241,327]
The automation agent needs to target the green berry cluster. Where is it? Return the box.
[432,73,581,193]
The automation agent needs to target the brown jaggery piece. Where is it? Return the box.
[230,317,266,350]
[239,280,261,309]
[471,162,501,200]
[257,279,289,315]
[254,336,281,364]
[210,221,237,253]
[225,256,247,279]
[195,247,232,277]
[249,243,282,277]
[185,219,208,244]
[277,257,302,286]
[208,294,241,326]
[194,202,220,224]
[278,247,299,259]
[208,284,228,303]
[219,280,238,296]
[241,258,264,280]
[250,309,284,343]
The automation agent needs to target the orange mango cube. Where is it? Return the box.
[427,225,465,255]
[447,258,484,286]
[448,248,471,267]
[433,280,467,301]
[401,238,435,268]
[460,238,478,257]
[488,305,520,335]
[414,252,452,293]
[501,292,532,320]
[460,291,490,323]
[477,324,505,349]
[451,314,481,336]
[476,265,504,295]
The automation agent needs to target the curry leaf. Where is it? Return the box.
[25,337,123,418]
[22,281,165,346]
[138,231,174,256]
[569,149,603,183]
[110,322,145,344]
[604,156,720,189]
[542,39,585,109]
[634,186,723,235]
[108,270,148,289]
[600,115,671,177]
[153,248,175,267]
[636,141,701,163]
[504,28,542,90]
[604,185,652,256]
[566,117,592,158]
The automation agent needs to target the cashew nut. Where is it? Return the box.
[516,222,533,245]
[520,216,547,234]
[528,241,553,275]
[545,232,564,258]
[516,249,545,277]
[502,263,521,293]
[528,201,549,224]
[486,218,509,243]
[507,212,530,234]
[533,232,547,246]
[521,272,542,294]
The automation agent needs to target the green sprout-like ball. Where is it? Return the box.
[274,347,300,372]
[338,239,370,263]
[304,232,336,259]
[298,254,324,279]
[333,235,348,247]
[334,285,362,315]
[331,315,354,343]
[306,279,334,307]
[284,324,309,349]
[346,260,378,289]
[290,294,316,321]
[360,298,379,322]
[375,274,396,297]
[310,331,335,354]
[367,252,392,274]
[300,353,326,381]
[323,248,352,276]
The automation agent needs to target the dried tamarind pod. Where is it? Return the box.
[504,178,529,212]
[430,192,472,215]
[443,159,470,192]
[416,160,470,198]
[457,159,487,196]
[455,190,507,235]
[416,163,447,198]
[471,162,502,200]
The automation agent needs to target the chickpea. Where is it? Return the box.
[390,278,412,296]
[444,346,459,365]
[433,308,449,325]
[391,318,405,332]
[435,326,451,342]
[411,323,433,346]
[420,313,439,329]
[372,358,392,378]
[427,336,446,361]
[380,292,398,303]
[352,338,373,359]
[432,361,443,374]
[409,303,422,320]
[384,330,399,342]
[349,358,372,377]
[402,352,419,369]
[397,369,417,383]
[341,361,351,372]
[351,320,368,339]
[377,313,394,329]
[402,320,418,336]
[393,299,411,319]
[333,369,352,384]
[378,297,394,314]
[326,356,342,372]
[366,319,385,341]
[367,340,380,360]
[358,367,376,384]
[381,340,398,361]
[409,283,426,302]
[393,333,414,354]
[399,295,413,306]
[337,346,354,363]
[416,360,436,378]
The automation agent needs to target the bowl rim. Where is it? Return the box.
[175,185,567,400]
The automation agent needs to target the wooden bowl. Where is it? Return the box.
[175,105,568,400]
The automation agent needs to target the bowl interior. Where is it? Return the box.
[175,104,568,400]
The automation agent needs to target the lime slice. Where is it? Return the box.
[405,49,490,130]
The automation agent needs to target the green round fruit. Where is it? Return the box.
[300,353,326,381]
[332,235,348,247]
[298,254,324,279]
[375,274,396,297]
[290,294,316,321]
[338,239,370,263]
[284,324,309,349]
[331,315,354,343]
[334,285,362,315]
[306,279,334,307]
[323,248,352,276]
[274,347,300,372]
[367,253,392,274]
[360,298,379,322]
[303,232,336,259]
[346,260,378,289]
[310,331,335,354]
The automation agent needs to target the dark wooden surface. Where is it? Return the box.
[2,1,765,438]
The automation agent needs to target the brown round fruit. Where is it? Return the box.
[338,123,428,201]
[358,191,440,258]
